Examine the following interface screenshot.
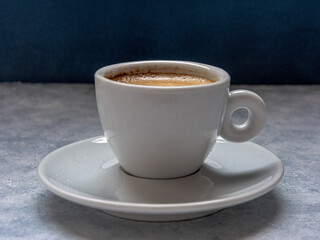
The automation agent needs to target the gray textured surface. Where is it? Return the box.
[0,83,319,239]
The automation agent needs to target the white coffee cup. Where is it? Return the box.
[95,61,266,179]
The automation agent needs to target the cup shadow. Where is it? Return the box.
[35,189,283,240]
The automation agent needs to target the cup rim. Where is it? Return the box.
[94,60,230,90]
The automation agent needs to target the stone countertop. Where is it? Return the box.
[0,83,319,240]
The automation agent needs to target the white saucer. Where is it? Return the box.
[38,137,283,221]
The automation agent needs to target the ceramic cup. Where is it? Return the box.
[95,61,266,179]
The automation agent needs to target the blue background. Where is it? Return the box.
[1,0,319,84]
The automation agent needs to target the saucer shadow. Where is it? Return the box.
[36,190,283,240]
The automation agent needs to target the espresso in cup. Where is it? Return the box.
[107,72,218,86]
[95,61,266,179]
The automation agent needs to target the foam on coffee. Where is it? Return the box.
[108,73,217,86]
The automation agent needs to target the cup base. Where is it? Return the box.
[120,166,202,180]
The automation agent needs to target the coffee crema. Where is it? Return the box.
[107,73,217,86]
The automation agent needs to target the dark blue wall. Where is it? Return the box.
[1,0,319,84]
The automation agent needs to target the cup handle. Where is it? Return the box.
[220,90,266,142]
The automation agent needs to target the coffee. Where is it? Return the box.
[107,73,217,86]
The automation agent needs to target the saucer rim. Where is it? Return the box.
[37,137,284,214]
